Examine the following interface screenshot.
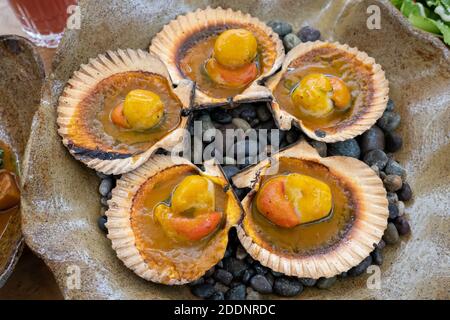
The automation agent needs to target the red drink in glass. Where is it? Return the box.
[8,0,78,48]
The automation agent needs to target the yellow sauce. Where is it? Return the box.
[73,72,182,154]
[273,46,373,132]
[245,157,356,256]
[178,24,277,99]
[130,165,229,277]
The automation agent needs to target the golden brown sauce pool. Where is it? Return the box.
[73,72,182,154]
[178,24,277,99]
[245,157,356,257]
[0,141,19,240]
[131,165,229,277]
[273,46,374,131]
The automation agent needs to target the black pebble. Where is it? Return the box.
[190,283,216,299]
[250,274,273,294]
[273,277,303,297]
[348,255,373,277]
[242,269,256,284]
[299,278,317,287]
[298,26,321,42]
[204,267,215,278]
[397,182,412,201]
[371,247,384,266]
[240,107,257,122]
[214,269,233,286]
[363,149,388,170]
[97,216,108,233]
[267,20,293,37]
[385,132,403,152]
[225,284,247,300]
[253,262,268,275]
[211,109,232,124]
[328,139,361,158]
[386,99,395,111]
[223,257,248,278]
[359,126,385,154]
[208,292,225,300]
[394,216,411,235]
[377,111,401,132]
[388,203,399,220]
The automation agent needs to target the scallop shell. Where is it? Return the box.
[232,140,388,279]
[105,155,242,285]
[57,49,195,175]
[150,6,285,108]
[266,41,389,142]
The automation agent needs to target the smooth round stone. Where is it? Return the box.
[214,269,233,286]
[267,20,293,36]
[359,126,385,154]
[386,99,395,111]
[96,172,110,179]
[385,159,406,180]
[253,262,269,275]
[385,132,403,152]
[188,277,205,287]
[240,106,257,122]
[387,192,399,204]
[328,139,360,158]
[388,203,399,220]
[383,222,400,245]
[384,174,403,192]
[250,274,273,294]
[377,111,401,132]
[348,256,372,277]
[298,26,321,42]
[100,197,109,207]
[397,182,412,201]
[204,267,215,278]
[204,277,215,285]
[316,276,337,289]
[232,118,252,131]
[363,149,388,169]
[208,292,224,300]
[242,269,256,284]
[271,270,284,278]
[211,109,232,124]
[222,165,239,179]
[225,284,246,300]
[299,278,317,287]
[371,247,384,266]
[99,178,114,197]
[377,239,386,250]
[223,257,247,278]
[214,282,229,294]
[394,216,411,235]
[246,287,263,300]
[265,272,275,287]
[191,283,216,299]
[250,118,260,127]
[97,215,108,233]
[283,33,301,51]
[273,277,303,296]
[310,140,327,157]
[256,105,272,122]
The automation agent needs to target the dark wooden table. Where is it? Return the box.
[0,0,63,300]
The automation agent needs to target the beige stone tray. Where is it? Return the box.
[21,0,449,299]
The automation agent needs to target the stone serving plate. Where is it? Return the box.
[21,0,449,299]
[0,35,44,287]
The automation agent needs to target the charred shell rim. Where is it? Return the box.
[266,41,389,143]
[57,49,195,175]
[232,141,388,279]
[105,156,242,285]
[149,6,285,107]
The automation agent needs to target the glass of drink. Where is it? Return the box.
[7,0,78,48]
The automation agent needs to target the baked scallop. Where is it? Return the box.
[150,7,284,108]
[105,156,242,284]
[232,140,388,279]
[266,41,389,142]
[57,49,194,175]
